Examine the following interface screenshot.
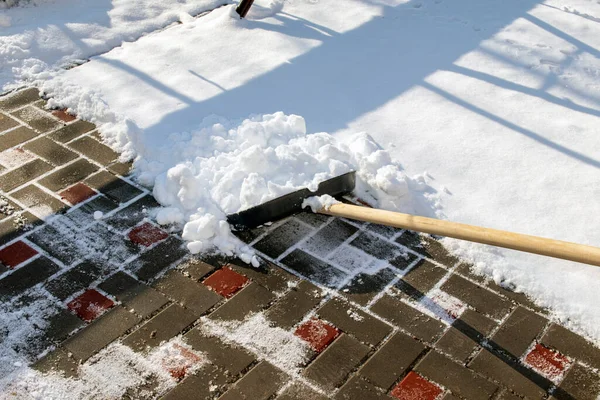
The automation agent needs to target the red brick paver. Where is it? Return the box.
[60,182,96,205]
[294,318,340,353]
[202,266,249,298]
[0,241,38,268]
[391,371,443,400]
[524,343,571,381]
[51,109,77,123]
[162,344,203,380]
[67,289,115,322]
[128,222,169,247]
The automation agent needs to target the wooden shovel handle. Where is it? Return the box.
[320,203,600,267]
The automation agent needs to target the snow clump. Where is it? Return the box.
[138,112,432,265]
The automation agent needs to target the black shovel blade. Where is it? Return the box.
[227,171,356,230]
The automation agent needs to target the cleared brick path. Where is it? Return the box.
[0,87,599,399]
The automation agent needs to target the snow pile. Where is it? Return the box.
[201,313,311,374]
[140,112,431,264]
[0,0,227,91]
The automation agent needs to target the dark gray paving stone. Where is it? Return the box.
[0,112,19,132]
[266,280,323,329]
[44,308,85,343]
[104,195,159,231]
[208,282,274,321]
[85,170,142,204]
[253,218,313,259]
[68,136,119,165]
[301,219,358,258]
[303,334,370,391]
[335,376,391,400]
[276,383,329,400]
[496,391,522,400]
[64,306,141,361]
[28,222,85,264]
[317,297,392,347]
[441,274,512,320]
[161,364,230,400]
[184,328,256,377]
[0,256,60,300]
[129,236,187,282]
[417,350,499,400]
[23,137,78,166]
[232,224,269,244]
[111,285,168,318]
[365,222,400,239]
[46,261,105,300]
[281,249,347,288]
[395,259,447,300]
[48,120,95,143]
[122,303,197,352]
[455,263,487,284]
[436,309,497,363]
[294,211,330,227]
[487,280,546,314]
[341,267,397,306]
[33,347,79,378]
[0,158,53,192]
[154,270,222,314]
[0,88,40,111]
[219,361,287,400]
[541,323,600,369]
[12,106,62,133]
[38,158,98,192]
[0,211,42,245]
[415,236,460,267]
[469,349,549,399]
[177,258,216,281]
[11,184,68,216]
[351,232,417,270]
[359,331,426,390]
[490,306,548,359]
[0,126,38,152]
[98,271,168,318]
[77,194,118,214]
[371,294,445,343]
[107,161,133,177]
[30,221,136,266]
[228,260,296,293]
[551,363,600,400]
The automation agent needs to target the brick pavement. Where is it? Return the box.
[0,87,599,399]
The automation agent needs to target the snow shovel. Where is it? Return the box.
[227,171,600,267]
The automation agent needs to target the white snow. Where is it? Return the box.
[201,313,311,374]
[92,211,103,220]
[302,194,340,213]
[0,0,228,91]
[1,0,599,348]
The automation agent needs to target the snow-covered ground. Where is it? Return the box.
[4,0,600,343]
[0,0,228,91]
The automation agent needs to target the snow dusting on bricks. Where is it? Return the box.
[128,222,169,247]
[294,318,340,353]
[0,0,600,397]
